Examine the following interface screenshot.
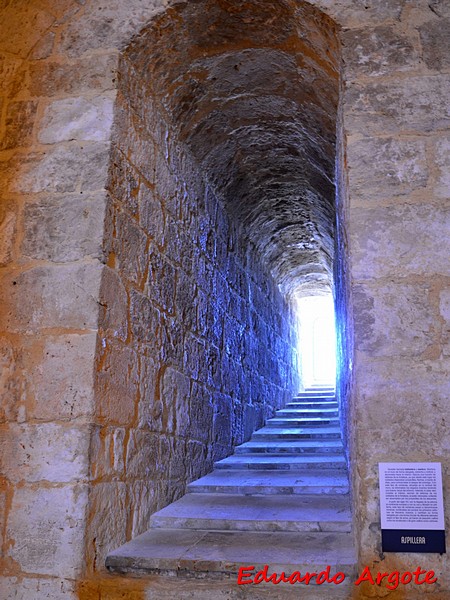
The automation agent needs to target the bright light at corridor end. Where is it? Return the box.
[296,295,336,388]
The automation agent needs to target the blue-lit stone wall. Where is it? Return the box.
[92,54,300,539]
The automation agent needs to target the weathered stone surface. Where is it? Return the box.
[146,247,176,314]
[160,368,191,436]
[107,145,140,214]
[58,1,164,58]
[138,185,165,242]
[315,0,403,27]
[98,267,128,342]
[0,53,26,96]
[0,422,89,483]
[125,0,339,295]
[137,355,159,430]
[419,17,450,71]
[26,333,97,420]
[95,340,139,425]
[428,0,450,17]
[22,194,106,262]
[353,282,436,357]
[129,481,159,539]
[346,137,428,200]
[129,288,160,345]
[4,1,450,598]
[90,425,126,480]
[30,30,56,60]
[0,338,18,423]
[0,577,77,600]
[0,3,54,57]
[0,263,103,331]
[434,135,450,199]
[126,430,160,479]
[86,482,128,573]
[345,75,450,134]
[0,100,38,150]
[115,212,148,286]
[342,25,418,77]
[39,96,115,143]
[0,203,16,266]
[6,485,88,578]
[113,94,156,184]
[354,358,450,453]
[349,204,450,279]
[439,288,450,356]
[28,53,118,97]
[11,143,110,194]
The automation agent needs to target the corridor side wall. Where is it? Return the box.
[87,53,299,568]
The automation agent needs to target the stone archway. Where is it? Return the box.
[3,0,448,598]
[88,0,347,574]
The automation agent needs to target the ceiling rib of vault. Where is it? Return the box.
[126,0,340,296]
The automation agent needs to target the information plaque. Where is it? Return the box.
[379,462,446,553]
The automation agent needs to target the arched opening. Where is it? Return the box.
[96,0,349,556]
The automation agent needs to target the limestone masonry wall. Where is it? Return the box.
[0,0,449,599]
[87,51,299,568]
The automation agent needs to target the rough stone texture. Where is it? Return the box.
[346,137,428,200]
[22,193,106,262]
[0,100,38,150]
[1,577,77,600]
[434,134,450,199]
[0,422,90,483]
[27,53,118,97]
[6,485,88,578]
[419,17,450,71]
[0,263,103,331]
[342,25,418,78]
[353,282,436,356]
[11,142,111,194]
[88,51,300,571]
[124,0,340,295]
[38,96,115,143]
[0,202,16,267]
[0,0,449,599]
[350,204,450,278]
[345,75,450,135]
[23,333,97,420]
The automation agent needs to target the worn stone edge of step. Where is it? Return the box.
[106,529,356,577]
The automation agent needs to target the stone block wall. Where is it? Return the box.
[1,1,450,599]
[340,1,450,592]
[0,3,119,595]
[86,53,299,569]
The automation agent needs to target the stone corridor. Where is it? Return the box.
[1,1,450,599]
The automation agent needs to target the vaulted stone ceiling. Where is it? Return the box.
[125,0,340,295]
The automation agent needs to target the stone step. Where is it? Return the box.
[267,417,340,427]
[295,393,335,399]
[275,405,339,417]
[149,493,352,533]
[252,426,341,440]
[214,453,347,470]
[285,401,338,409]
[106,529,356,580]
[306,386,335,390]
[236,440,344,454]
[276,408,339,418]
[187,469,349,495]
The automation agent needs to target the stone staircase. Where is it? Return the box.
[106,387,355,596]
